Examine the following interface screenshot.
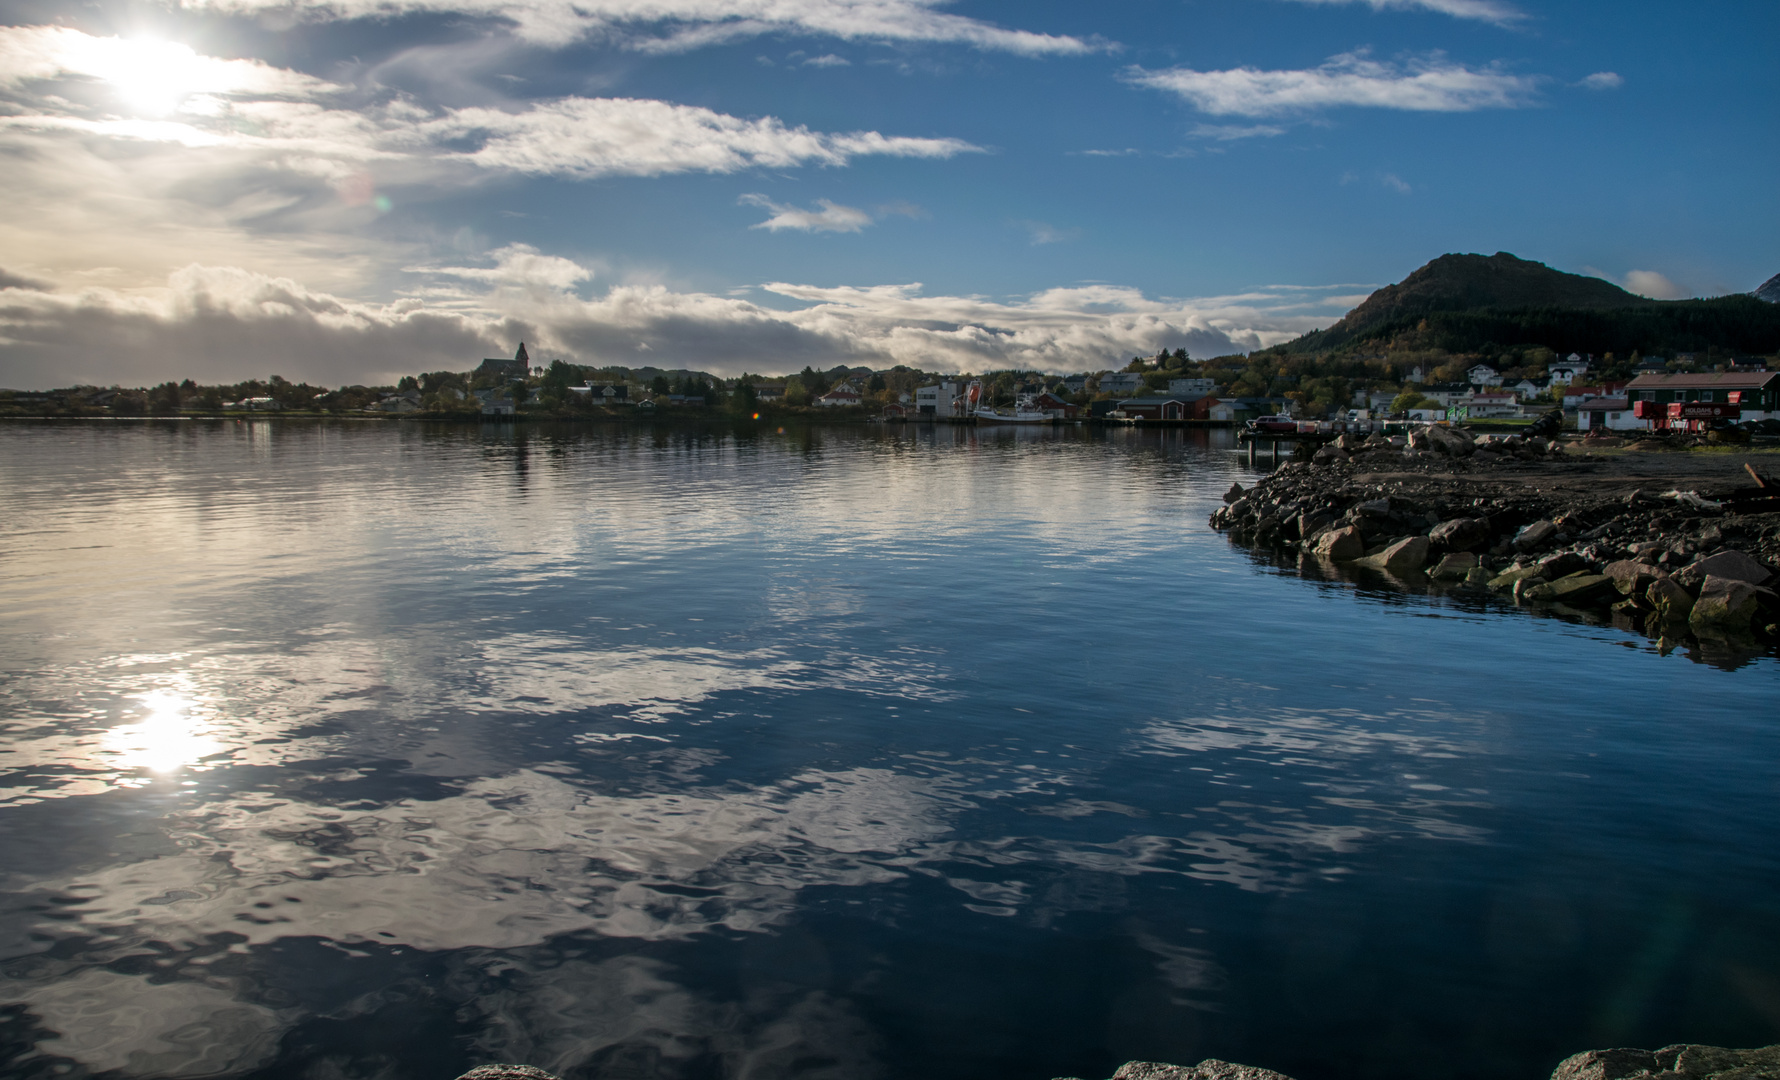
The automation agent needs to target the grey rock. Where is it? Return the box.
[1602,559,1668,596]
[1430,516,1491,551]
[1515,519,1558,552]
[455,1068,563,1080]
[1312,444,1350,464]
[1353,498,1392,517]
[1432,551,1480,579]
[1537,551,1590,579]
[1689,575,1766,633]
[1674,549,1773,590]
[1648,576,1696,622]
[1314,524,1364,560]
[1357,535,1430,573]
[1551,1042,1780,1080]
[1223,483,1245,504]
[1054,1060,1299,1080]
[1525,573,1616,604]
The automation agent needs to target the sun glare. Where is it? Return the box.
[100,39,213,115]
[104,689,222,775]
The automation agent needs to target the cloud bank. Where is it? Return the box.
[1127,52,1539,117]
[174,0,1100,52]
[0,257,1342,388]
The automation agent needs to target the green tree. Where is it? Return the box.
[650,375,670,395]
[785,376,811,406]
[732,377,759,415]
[148,382,182,415]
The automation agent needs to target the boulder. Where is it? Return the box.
[1406,429,1431,451]
[1515,519,1558,552]
[1353,498,1393,517]
[1313,525,1364,560]
[1432,552,1480,579]
[1647,577,1696,622]
[1488,565,1547,590]
[1525,573,1616,604]
[1550,1043,1780,1080]
[1296,511,1334,541]
[1603,559,1669,596]
[1056,1060,1299,1080]
[1223,483,1245,504]
[1429,516,1491,552]
[1426,426,1476,457]
[1689,576,1765,633]
[1357,535,1430,573]
[456,1069,564,1080]
[1512,576,1549,601]
[1673,549,1774,591]
[1312,444,1349,464]
[1537,551,1590,579]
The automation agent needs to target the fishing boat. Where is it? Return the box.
[1246,414,1298,434]
[972,382,1051,424]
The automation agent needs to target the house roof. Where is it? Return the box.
[1579,397,1630,409]
[1117,397,1187,405]
[1627,371,1779,389]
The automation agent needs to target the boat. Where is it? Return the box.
[972,383,1052,424]
[1247,415,1297,434]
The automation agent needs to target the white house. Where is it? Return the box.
[817,387,862,407]
[1098,372,1146,396]
[914,380,970,418]
[1576,397,1642,431]
[1464,391,1521,418]
[1512,377,1550,399]
[1168,377,1216,398]
[1549,354,1590,385]
[1468,364,1503,387]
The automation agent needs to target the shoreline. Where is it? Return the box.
[1209,430,1780,666]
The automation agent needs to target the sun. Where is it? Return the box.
[98,38,216,115]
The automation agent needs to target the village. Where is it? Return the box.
[13,342,1777,441]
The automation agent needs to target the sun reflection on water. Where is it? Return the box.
[102,688,222,775]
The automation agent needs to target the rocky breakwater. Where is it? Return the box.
[1208,428,1780,646]
[1061,1044,1780,1080]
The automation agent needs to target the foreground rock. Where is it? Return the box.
[1056,1061,1295,1080]
[1553,1043,1780,1080]
[1208,439,1780,647]
[1063,1045,1780,1080]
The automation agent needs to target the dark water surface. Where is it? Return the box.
[1,421,1777,1080]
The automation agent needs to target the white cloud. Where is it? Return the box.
[1014,220,1080,245]
[1127,51,1539,117]
[0,29,979,183]
[433,98,980,178]
[0,257,1349,388]
[1623,270,1685,300]
[1189,123,1287,140]
[1579,71,1623,90]
[174,0,1100,53]
[0,26,342,106]
[1274,0,1524,26]
[1380,172,1411,193]
[416,243,595,289]
[740,194,874,232]
[803,53,851,67]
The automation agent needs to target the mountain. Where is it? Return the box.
[1275,251,1780,357]
[1756,273,1780,304]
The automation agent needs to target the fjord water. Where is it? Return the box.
[1,422,1778,1080]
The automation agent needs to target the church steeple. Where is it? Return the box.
[515,342,530,365]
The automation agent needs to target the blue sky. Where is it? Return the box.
[0,0,1774,387]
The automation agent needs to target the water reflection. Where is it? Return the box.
[1,422,1777,1080]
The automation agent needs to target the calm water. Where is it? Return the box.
[1,420,1777,1080]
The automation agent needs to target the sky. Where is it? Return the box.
[0,0,1774,388]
